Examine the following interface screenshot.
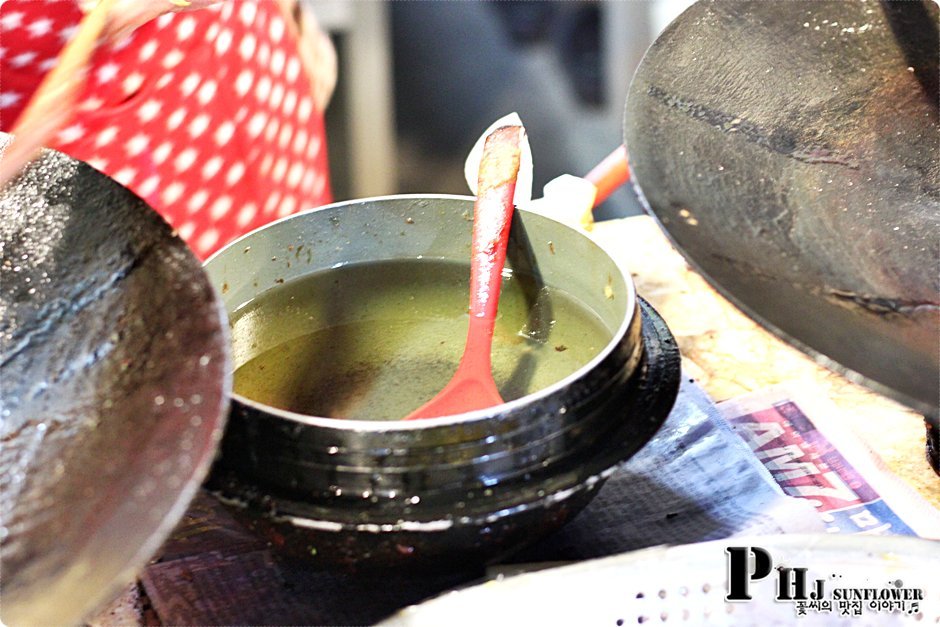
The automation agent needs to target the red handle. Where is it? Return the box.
[585,145,630,208]
[468,125,523,321]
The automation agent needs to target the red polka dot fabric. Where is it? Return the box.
[0,0,332,259]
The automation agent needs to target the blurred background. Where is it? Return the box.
[312,0,695,221]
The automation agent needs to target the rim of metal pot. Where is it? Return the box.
[205,194,639,431]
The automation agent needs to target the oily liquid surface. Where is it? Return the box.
[231,259,612,420]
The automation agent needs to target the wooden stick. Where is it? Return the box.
[0,0,119,187]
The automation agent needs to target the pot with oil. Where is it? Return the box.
[202,196,675,571]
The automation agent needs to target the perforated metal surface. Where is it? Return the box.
[384,535,940,626]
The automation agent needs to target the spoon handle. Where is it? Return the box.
[468,125,524,324]
[585,145,630,207]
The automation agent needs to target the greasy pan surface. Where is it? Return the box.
[0,138,230,625]
[625,0,939,416]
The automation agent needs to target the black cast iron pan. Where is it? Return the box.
[624,0,939,418]
[0,135,231,625]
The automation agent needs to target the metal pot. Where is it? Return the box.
[623,0,939,418]
[203,195,681,570]
[0,139,230,625]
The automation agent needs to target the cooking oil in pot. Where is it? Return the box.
[231,258,612,420]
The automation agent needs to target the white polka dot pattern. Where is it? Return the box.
[237,202,258,227]
[1,0,332,259]
[137,175,159,199]
[188,190,209,213]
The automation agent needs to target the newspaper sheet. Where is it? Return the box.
[504,377,823,564]
[717,382,940,539]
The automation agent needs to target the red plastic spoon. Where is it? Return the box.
[404,125,524,420]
